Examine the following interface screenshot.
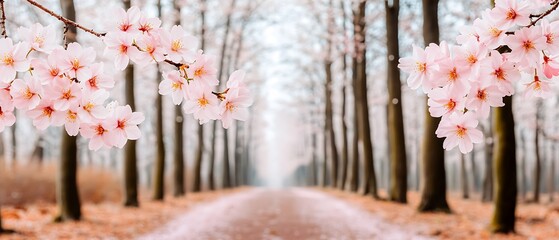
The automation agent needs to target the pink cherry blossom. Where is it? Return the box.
[474,11,506,49]
[10,76,42,110]
[466,80,504,118]
[541,20,559,53]
[44,79,82,111]
[186,51,219,87]
[542,53,559,78]
[103,32,138,70]
[82,63,115,91]
[491,0,531,28]
[219,70,252,128]
[62,104,81,136]
[427,86,466,118]
[183,86,220,124]
[27,100,65,130]
[77,90,109,123]
[480,51,520,96]
[436,112,484,154]
[107,6,141,34]
[0,105,15,132]
[398,45,435,90]
[506,26,546,69]
[17,23,57,53]
[160,25,198,63]
[523,71,553,99]
[80,120,117,150]
[137,15,161,35]
[159,70,187,105]
[31,52,65,84]
[453,40,487,78]
[129,34,165,66]
[110,105,145,148]
[56,43,95,82]
[431,57,470,96]
[0,38,31,82]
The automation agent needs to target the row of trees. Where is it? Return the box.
[297,0,537,233]
[0,0,265,232]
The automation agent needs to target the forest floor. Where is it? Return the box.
[325,188,559,240]
[1,186,559,239]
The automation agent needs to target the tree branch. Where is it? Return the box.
[0,0,6,38]
[530,1,559,27]
[24,0,105,37]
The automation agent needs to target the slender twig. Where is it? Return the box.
[26,0,185,70]
[530,1,559,27]
[24,0,105,37]
[0,0,7,38]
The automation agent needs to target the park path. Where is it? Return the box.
[138,188,428,240]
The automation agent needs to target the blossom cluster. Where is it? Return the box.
[0,25,144,150]
[399,0,558,153]
[0,6,252,151]
[102,7,252,129]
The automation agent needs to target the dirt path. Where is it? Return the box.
[139,188,428,240]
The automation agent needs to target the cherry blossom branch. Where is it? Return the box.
[24,0,105,37]
[0,0,6,38]
[26,0,186,70]
[530,1,559,27]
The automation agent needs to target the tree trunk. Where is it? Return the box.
[222,130,231,188]
[123,63,139,207]
[10,114,15,163]
[152,0,166,201]
[418,0,450,213]
[461,154,469,199]
[208,124,216,190]
[193,0,206,192]
[234,122,243,186]
[482,119,494,202]
[386,0,407,203]
[520,129,527,200]
[311,132,319,186]
[533,100,543,203]
[490,96,517,233]
[353,0,378,198]
[55,0,81,222]
[550,141,556,203]
[470,148,479,192]
[171,0,185,197]
[349,51,360,193]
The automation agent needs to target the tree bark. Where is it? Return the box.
[520,129,527,200]
[193,0,206,192]
[549,141,556,203]
[533,100,543,203]
[418,0,450,213]
[171,0,185,198]
[482,118,494,202]
[122,0,139,207]
[470,149,479,192]
[461,154,469,199]
[490,96,517,233]
[386,0,407,203]
[55,0,81,222]
[152,0,166,201]
[353,0,378,198]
